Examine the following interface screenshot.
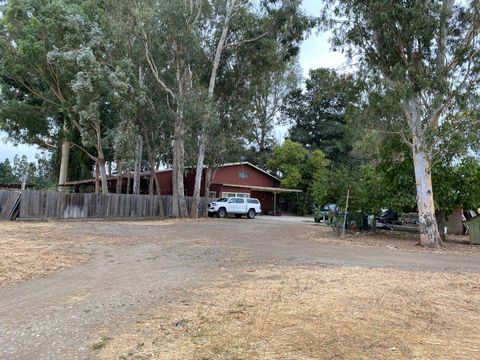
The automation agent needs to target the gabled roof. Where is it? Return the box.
[155,162,281,182]
[216,162,281,182]
[220,183,301,193]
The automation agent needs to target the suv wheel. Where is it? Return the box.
[247,209,256,219]
[217,208,227,218]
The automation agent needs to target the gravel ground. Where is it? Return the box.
[1,217,479,359]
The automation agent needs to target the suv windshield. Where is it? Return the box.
[216,198,228,202]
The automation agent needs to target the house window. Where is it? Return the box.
[222,192,250,198]
[208,191,217,198]
[239,171,249,179]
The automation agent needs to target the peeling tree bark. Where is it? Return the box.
[58,140,70,190]
[404,99,442,248]
[191,1,232,218]
[412,138,442,248]
[172,114,188,218]
[97,156,109,195]
[133,135,143,195]
[95,161,100,194]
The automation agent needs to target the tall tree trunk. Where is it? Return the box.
[116,173,123,194]
[436,211,446,242]
[148,170,154,195]
[403,98,442,248]
[133,135,143,195]
[191,133,206,218]
[95,161,100,194]
[58,140,70,190]
[172,144,179,217]
[412,135,442,248]
[147,156,164,218]
[172,121,188,218]
[190,10,231,218]
[177,133,188,217]
[98,157,109,194]
[202,167,214,215]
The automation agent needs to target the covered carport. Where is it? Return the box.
[221,183,301,215]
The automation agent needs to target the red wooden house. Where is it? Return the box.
[157,162,300,214]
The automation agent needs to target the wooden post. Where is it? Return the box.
[273,192,277,215]
[341,188,350,238]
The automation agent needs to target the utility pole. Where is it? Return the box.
[341,188,350,238]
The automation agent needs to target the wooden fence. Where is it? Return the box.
[0,190,211,220]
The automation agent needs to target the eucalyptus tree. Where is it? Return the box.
[130,0,208,217]
[46,20,134,194]
[243,61,301,168]
[190,0,311,218]
[0,0,99,187]
[325,0,480,247]
[91,0,173,199]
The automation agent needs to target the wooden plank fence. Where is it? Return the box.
[0,190,212,220]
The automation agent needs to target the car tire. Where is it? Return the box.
[217,208,227,218]
[247,209,256,219]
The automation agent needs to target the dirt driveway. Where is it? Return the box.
[1,217,479,359]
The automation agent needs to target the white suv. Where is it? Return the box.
[208,197,261,219]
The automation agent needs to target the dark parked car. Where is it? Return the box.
[314,203,337,223]
[376,209,400,230]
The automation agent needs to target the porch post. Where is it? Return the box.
[274,192,277,215]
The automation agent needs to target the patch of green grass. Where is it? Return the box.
[92,336,112,350]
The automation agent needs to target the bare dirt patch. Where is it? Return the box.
[97,266,480,360]
[0,219,202,287]
[0,222,88,287]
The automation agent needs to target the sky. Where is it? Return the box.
[0,0,345,163]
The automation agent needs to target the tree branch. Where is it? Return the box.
[225,31,269,49]
[69,141,97,162]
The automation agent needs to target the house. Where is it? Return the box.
[157,162,300,214]
[62,162,300,214]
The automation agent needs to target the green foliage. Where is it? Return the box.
[1,0,311,195]
[0,0,94,147]
[0,154,55,189]
[336,132,480,218]
[323,1,480,243]
[0,158,16,184]
[433,157,480,214]
[267,140,329,214]
[282,68,360,165]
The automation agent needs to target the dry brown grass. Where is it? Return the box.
[0,222,88,287]
[0,218,205,287]
[305,225,480,256]
[98,266,480,360]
